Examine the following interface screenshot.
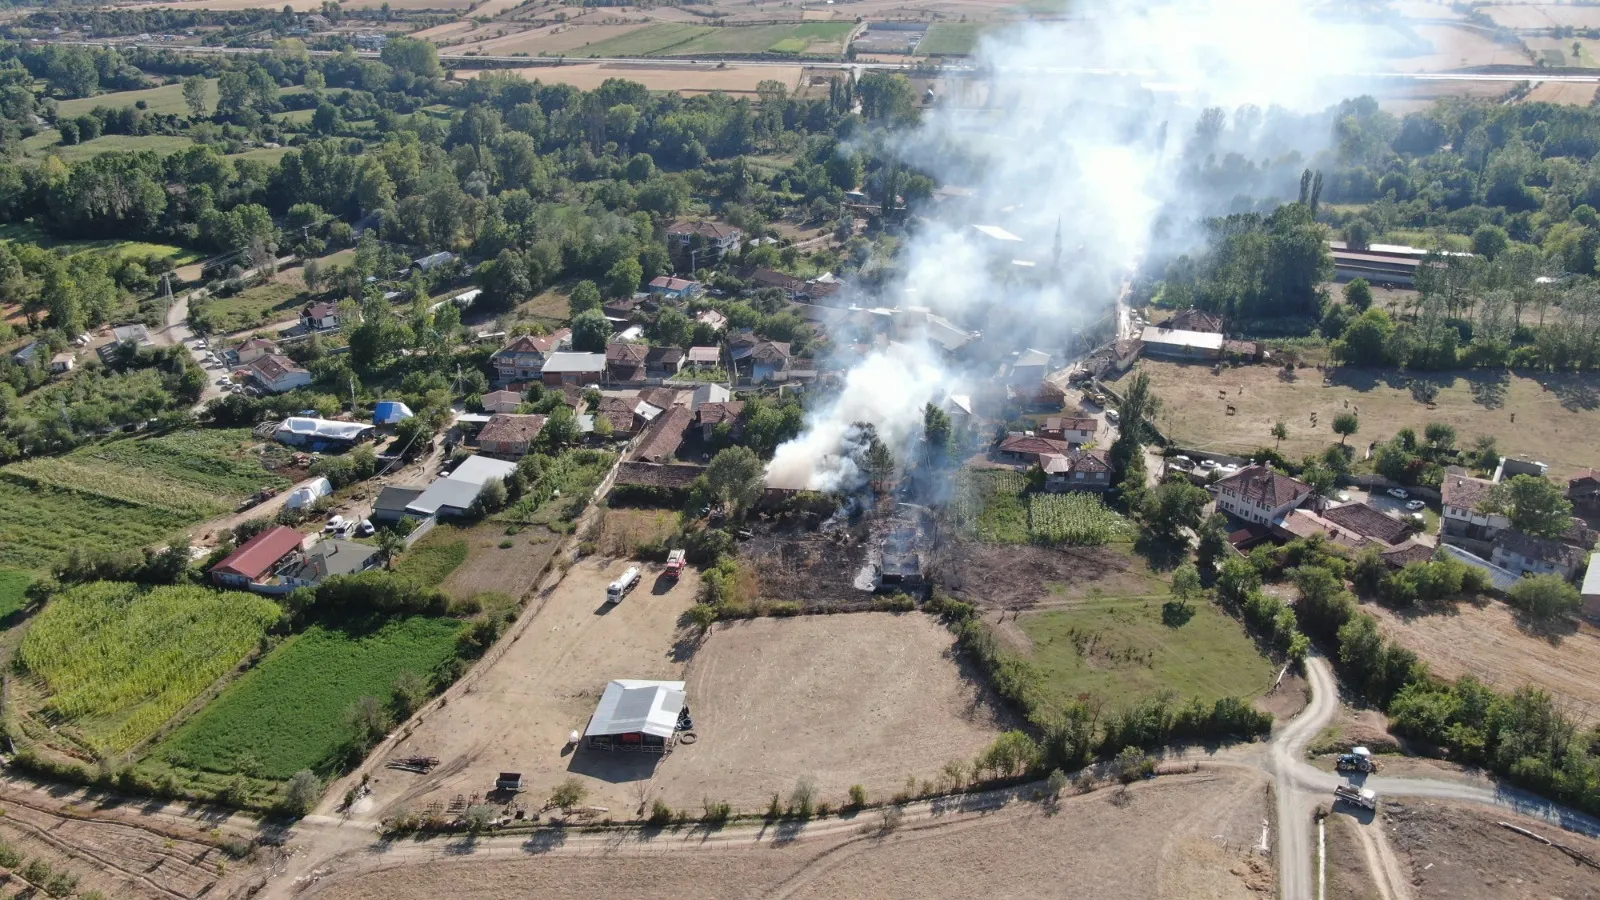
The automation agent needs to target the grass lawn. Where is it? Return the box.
[1018,598,1277,712]
[56,79,217,118]
[1125,359,1600,480]
[153,617,465,779]
[196,278,306,332]
[0,222,202,265]
[231,145,294,164]
[16,582,280,754]
[581,22,853,57]
[917,23,988,56]
[21,132,195,162]
[0,429,289,571]
[0,568,31,621]
[394,527,469,587]
[518,288,572,324]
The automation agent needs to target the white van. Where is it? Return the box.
[606,566,641,604]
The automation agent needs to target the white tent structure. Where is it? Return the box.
[274,417,375,447]
[583,679,686,753]
[283,476,333,510]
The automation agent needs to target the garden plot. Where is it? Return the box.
[14,582,280,755]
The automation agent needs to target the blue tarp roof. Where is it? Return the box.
[373,401,414,424]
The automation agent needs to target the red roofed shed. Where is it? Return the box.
[210,526,304,587]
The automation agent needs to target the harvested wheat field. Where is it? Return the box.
[1484,2,1600,31]
[306,770,1274,900]
[457,23,655,55]
[461,63,802,94]
[1125,359,1600,480]
[1523,81,1600,105]
[1395,24,1523,71]
[648,613,1009,812]
[1363,599,1600,724]
[1384,798,1600,900]
[363,557,700,821]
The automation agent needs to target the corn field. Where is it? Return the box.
[1028,494,1132,546]
[950,470,1028,540]
[19,583,280,753]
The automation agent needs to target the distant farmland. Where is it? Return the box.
[917,23,989,56]
[577,22,854,57]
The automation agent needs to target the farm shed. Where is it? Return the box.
[407,455,519,518]
[1139,325,1224,360]
[210,526,305,588]
[274,417,376,450]
[584,679,686,753]
[371,485,423,523]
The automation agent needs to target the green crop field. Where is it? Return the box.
[0,568,31,622]
[580,22,853,57]
[0,429,288,571]
[1018,599,1277,711]
[917,23,988,56]
[17,582,280,753]
[56,79,218,118]
[154,617,465,779]
[394,528,468,587]
[1027,493,1133,546]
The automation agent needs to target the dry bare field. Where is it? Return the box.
[307,770,1275,900]
[1385,798,1600,900]
[367,556,700,820]
[460,63,803,94]
[1126,359,1600,480]
[1523,80,1599,105]
[1373,78,1510,113]
[649,614,1008,811]
[1483,2,1600,30]
[1396,24,1525,71]
[456,23,655,56]
[1363,599,1600,724]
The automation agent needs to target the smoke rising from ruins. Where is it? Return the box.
[766,0,1379,492]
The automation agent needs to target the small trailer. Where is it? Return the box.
[495,772,524,793]
[664,549,686,580]
[1334,784,1378,811]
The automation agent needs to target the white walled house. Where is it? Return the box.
[1214,465,1313,526]
[1440,472,1510,544]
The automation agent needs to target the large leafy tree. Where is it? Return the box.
[1483,475,1574,539]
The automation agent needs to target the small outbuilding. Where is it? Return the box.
[373,400,414,425]
[283,476,334,510]
[583,679,686,753]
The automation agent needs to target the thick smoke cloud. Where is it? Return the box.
[767,0,1380,492]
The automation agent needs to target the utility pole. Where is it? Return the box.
[349,375,357,417]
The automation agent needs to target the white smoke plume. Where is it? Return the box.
[768,0,1381,491]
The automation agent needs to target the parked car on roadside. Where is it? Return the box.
[1387,488,1409,500]
[1405,499,1425,510]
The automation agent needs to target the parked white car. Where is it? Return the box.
[324,515,346,533]
[1387,488,1409,500]
[1335,491,1351,503]
[1405,499,1425,511]
[1199,459,1220,470]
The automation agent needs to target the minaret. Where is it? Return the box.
[1051,216,1062,274]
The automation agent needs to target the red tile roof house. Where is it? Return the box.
[481,389,523,414]
[1569,468,1600,512]
[492,329,571,385]
[666,220,742,264]
[209,526,306,588]
[300,301,340,331]
[645,346,686,379]
[995,434,1073,465]
[1040,449,1112,492]
[634,405,694,463]
[607,342,650,383]
[1040,416,1097,444]
[244,353,313,394]
[1213,465,1313,526]
[694,401,746,441]
[477,413,547,458]
[647,276,702,301]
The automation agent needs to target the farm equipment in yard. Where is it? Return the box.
[1334,784,1378,811]
[495,772,524,793]
[664,549,686,580]
[386,755,440,774]
[1336,747,1379,773]
[235,487,280,512]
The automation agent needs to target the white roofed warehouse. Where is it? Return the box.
[1140,325,1225,360]
[584,679,687,753]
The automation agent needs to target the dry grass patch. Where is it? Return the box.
[1363,599,1600,726]
[650,612,1009,811]
[1125,359,1600,480]
[1523,81,1599,106]
[462,63,803,94]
